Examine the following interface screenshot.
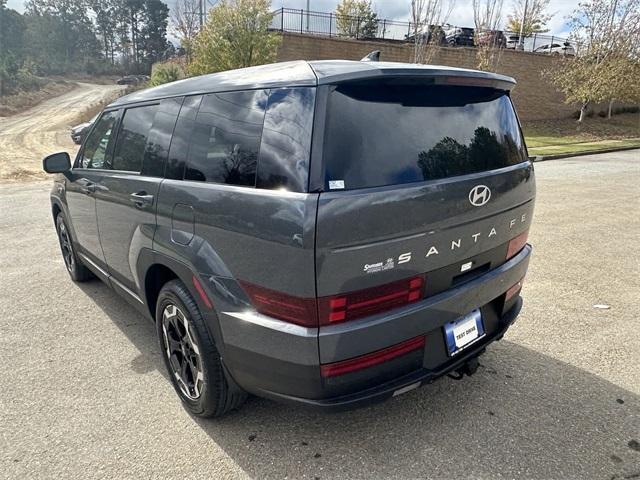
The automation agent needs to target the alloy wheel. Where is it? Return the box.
[57,221,75,272]
[161,304,204,400]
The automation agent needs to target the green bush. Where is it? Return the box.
[150,63,184,86]
[15,61,45,92]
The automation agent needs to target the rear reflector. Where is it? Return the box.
[505,278,525,302]
[317,276,425,326]
[320,336,426,377]
[192,275,213,310]
[506,230,529,260]
[239,282,318,327]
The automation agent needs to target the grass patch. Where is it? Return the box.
[528,139,640,155]
[523,112,640,156]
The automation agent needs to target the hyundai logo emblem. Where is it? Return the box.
[469,185,491,207]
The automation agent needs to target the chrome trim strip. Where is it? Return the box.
[110,276,144,304]
[224,311,317,338]
[79,252,144,305]
[77,252,109,278]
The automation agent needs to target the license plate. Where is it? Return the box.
[444,310,485,356]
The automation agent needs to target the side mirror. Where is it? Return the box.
[43,152,71,174]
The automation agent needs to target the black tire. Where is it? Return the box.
[55,213,94,282]
[156,279,246,418]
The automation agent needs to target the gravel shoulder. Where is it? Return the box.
[0,82,124,182]
[0,151,638,479]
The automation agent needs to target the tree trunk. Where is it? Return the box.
[607,99,614,119]
[578,102,589,123]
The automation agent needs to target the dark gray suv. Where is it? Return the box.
[43,60,535,417]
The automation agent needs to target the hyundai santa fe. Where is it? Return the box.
[43,60,535,417]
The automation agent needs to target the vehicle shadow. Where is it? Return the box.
[79,280,640,480]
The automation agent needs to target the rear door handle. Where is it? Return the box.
[130,192,154,208]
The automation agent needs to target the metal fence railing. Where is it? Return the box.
[270,8,575,55]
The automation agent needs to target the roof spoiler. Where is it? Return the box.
[361,50,380,62]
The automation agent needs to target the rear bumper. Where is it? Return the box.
[250,297,521,411]
[217,245,531,406]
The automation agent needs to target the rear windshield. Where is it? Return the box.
[323,82,527,191]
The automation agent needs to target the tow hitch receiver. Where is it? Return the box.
[447,357,480,380]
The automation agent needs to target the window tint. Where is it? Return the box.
[112,104,159,172]
[141,98,181,177]
[256,88,315,192]
[166,95,202,180]
[78,110,119,169]
[323,82,527,191]
[185,90,267,186]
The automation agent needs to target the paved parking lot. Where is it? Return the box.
[1,150,639,479]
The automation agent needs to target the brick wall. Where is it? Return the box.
[276,33,584,121]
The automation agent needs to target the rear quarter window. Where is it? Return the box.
[256,87,315,192]
[323,82,527,191]
[185,90,268,187]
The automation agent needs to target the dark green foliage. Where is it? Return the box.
[0,0,169,96]
[139,0,170,70]
[0,0,27,95]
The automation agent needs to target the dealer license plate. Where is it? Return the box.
[443,309,485,356]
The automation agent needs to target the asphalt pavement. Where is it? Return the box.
[0,150,639,479]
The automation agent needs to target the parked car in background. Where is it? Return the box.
[116,75,150,85]
[443,25,475,46]
[70,114,98,145]
[406,24,445,45]
[534,42,575,56]
[505,34,524,49]
[43,60,534,418]
[476,30,507,48]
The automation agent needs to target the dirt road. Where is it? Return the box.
[0,82,124,182]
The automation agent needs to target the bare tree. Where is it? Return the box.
[410,0,455,64]
[472,0,505,70]
[171,0,201,62]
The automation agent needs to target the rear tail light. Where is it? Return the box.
[317,276,425,326]
[505,277,525,302]
[241,275,425,328]
[320,335,426,377]
[239,282,318,327]
[506,229,529,260]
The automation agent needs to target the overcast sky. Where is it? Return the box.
[6,0,577,37]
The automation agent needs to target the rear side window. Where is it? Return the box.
[323,82,527,191]
[166,95,202,180]
[256,88,315,192]
[141,98,182,177]
[185,90,268,186]
[112,104,159,172]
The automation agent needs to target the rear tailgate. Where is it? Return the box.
[314,79,534,310]
[315,165,535,297]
